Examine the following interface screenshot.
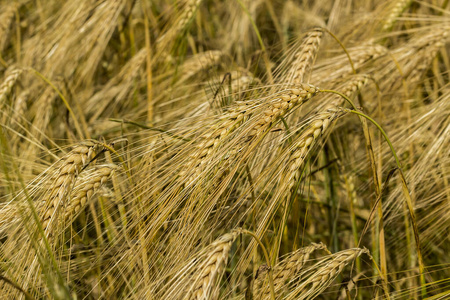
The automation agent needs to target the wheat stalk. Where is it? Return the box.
[379,26,450,92]
[312,44,386,82]
[407,28,450,85]
[0,141,104,298]
[177,0,203,32]
[333,74,371,102]
[21,85,60,170]
[179,99,256,183]
[0,202,28,239]
[185,83,319,184]
[285,108,342,191]
[180,50,223,81]
[156,0,203,55]
[351,44,388,66]
[209,69,256,111]
[87,48,147,121]
[10,90,29,128]
[247,83,320,138]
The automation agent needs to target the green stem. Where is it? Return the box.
[0,274,36,300]
[235,0,273,83]
[323,148,338,253]
[235,0,265,53]
[241,229,276,300]
[323,28,356,74]
[319,89,358,110]
[344,108,426,294]
[321,86,425,295]
[344,110,400,167]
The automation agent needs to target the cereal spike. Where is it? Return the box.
[254,243,328,298]
[382,0,413,32]
[42,140,102,233]
[64,165,116,222]
[285,248,369,300]
[189,230,240,300]
[0,68,23,104]
[288,28,324,84]
[247,83,320,138]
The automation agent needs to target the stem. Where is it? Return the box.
[344,110,400,167]
[0,127,71,299]
[0,274,36,300]
[323,28,356,74]
[344,108,426,291]
[323,149,338,252]
[241,229,276,300]
[143,3,153,125]
[235,0,265,53]
[319,89,358,111]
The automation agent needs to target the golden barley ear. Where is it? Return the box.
[285,75,369,194]
[64,164,117,225]
[247,83,320,138]
[41,140,103,235]
[382,0,413,32]
[10,90,29,129]
[188,230,240,300]
[254,242,328,299]
[287,28,324,84]
[285,248,370,300]
[183,83,319,186]
[0,68,22,104]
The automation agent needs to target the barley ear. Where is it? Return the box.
[41,140,102,235]
[248,83,320,138]
[188,230,240,300]
[254,242,328,299]
[0,68,23,104]
[288,28,324,84]
[285,248,369,300]
[64,164,117,224]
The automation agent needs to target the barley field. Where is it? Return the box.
[0,0,449,299]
